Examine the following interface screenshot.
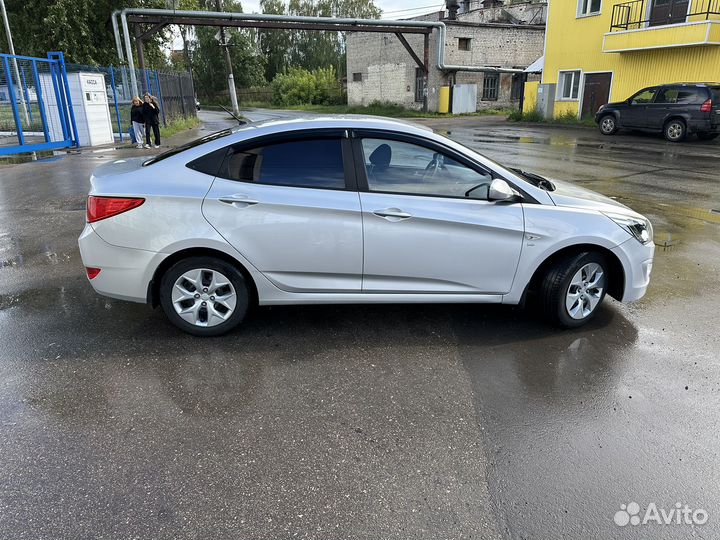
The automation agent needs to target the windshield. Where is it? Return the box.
[143,128,236,166]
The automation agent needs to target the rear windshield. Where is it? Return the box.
[143,128,236,166]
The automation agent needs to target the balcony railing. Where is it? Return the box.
[610,0,720,32]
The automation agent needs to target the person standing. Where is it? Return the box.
[130,97,146,149]
[143,93,161,148]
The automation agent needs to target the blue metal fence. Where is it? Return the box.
[0,51,79,156]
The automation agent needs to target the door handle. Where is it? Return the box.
[218,195,259,206]
[373,208,412,220]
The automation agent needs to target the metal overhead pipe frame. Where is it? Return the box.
[112,8,526,111]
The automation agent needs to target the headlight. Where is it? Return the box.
[603,212,653,245]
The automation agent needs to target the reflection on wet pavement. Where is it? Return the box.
[0,111,718,539]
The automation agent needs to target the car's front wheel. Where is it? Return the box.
[159,256,249,336]
[539,252,608,328]
[664,118,686,142]
[598,115,618,135]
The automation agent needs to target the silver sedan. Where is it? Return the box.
[79,116,654,336]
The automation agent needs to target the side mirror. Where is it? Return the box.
[488,179,519,202]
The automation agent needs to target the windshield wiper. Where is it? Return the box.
[510,168,556,192]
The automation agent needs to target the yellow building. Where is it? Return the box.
[539,0,720,118]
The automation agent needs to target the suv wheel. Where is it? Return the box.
[599,115,618,135]
[539,252,608,328]
[159,256,250,336]
[697,132,719,141]
[664,119,686,142]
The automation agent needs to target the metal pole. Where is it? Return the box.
[109,66,123,142]
[215,0,239,116]
[121,11,139,98]
[0,0,29,124]
[423,33,429,113]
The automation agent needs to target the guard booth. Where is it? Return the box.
[41,72,114,146]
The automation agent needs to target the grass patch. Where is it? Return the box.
[159,115,201,139]
[238,100,512,118]
[507,108,596,127]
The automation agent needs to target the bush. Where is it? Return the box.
[271,66,344,106]
[507,108,544,122]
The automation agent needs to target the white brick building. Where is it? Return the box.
[346,1,546,112]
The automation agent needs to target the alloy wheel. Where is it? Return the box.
[565,263,605,320]
[666,122,684,141]
[171,268,237,327]
[601,117,615,134]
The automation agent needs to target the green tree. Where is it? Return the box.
[0,0,172,68]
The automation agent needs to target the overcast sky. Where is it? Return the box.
[239,0,446,19]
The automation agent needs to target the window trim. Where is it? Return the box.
[557,69,582,101]
[213,129,358,192]
[349,129,537,203]
[576,0,602,18]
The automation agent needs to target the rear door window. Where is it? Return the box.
[221,138,347,190]
[709,87,720,102]
[675,88,706,104]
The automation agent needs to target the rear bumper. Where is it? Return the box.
[611,239,655,302]
[78,224,166,303]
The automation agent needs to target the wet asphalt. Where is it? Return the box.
[0,110,718,539]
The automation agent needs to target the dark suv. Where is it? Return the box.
[595,83,720,142]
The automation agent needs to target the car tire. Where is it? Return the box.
[697,132,719,141]
[539,252,608,328]
[663,118,686,142]
[598,115,618,136]
[159,256,250,336]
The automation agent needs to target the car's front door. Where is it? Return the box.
[202,134,363,292]
[621,87,658,128]
[353,134,525,294]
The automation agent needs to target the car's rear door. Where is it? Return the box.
[352,132,524,294]
[202,132,363,292]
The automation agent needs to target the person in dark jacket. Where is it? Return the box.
[143,93,161,148]
[130,97,146,149]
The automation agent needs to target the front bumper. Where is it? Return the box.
[611,238,655,302]
[78,224,167,303]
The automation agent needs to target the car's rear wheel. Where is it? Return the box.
[664,119,686,142]
[539,252,608,328]
[159,256,249,336]
[598,115,618,135]
[697,132,719,141]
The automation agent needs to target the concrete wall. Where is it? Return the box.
[346,21,544,111]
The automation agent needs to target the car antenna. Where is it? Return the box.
[219,104,247,125]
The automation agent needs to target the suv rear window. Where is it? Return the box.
[656,86,706,104]
[710,87,720,102]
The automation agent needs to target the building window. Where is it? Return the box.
[578,0,601,16]
[559,70,581,100]
[482,73,499,101]
[352,72,362,82]
[458,38,471,51]
[415,68,425,103]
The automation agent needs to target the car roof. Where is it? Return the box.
[662,82,720,87]
[230,115,434,137]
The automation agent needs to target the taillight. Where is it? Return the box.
[85,267,101,279]
[87,196,144,223]
[700,99,712,113]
